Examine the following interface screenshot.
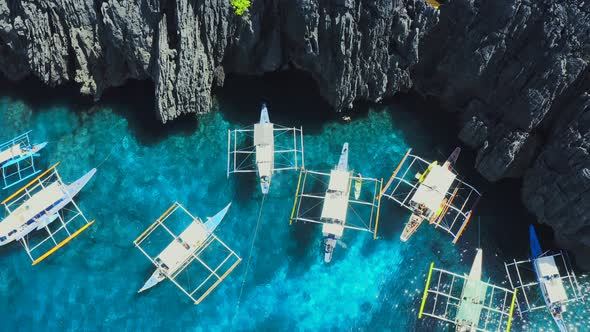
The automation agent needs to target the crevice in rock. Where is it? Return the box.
[160,0,179,51]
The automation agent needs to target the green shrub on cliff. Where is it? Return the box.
[231,0,251,16]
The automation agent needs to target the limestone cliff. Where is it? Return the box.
[0,0,589,266]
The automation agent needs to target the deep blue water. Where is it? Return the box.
[0,76,588,331]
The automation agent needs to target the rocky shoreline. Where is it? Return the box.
[1,0,588,267]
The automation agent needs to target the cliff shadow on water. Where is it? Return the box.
[214,69,340,134]
[0,77,198,146]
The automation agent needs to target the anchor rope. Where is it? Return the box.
[96,136,125,169]
[232,193,266,325]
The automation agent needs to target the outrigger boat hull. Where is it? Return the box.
[0,168,96,246]
[138,270,167,293]
[1,142,48,168]
[256,103,273,195]
[320,143,350,263]
[138,202,232,293]
[530,225,569,332]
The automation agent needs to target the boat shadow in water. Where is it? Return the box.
[0,77,200,146]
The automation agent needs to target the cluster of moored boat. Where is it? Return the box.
[0,104,585,331]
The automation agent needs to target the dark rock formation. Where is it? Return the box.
[522,92,590,268]
[0,0,589,266]
[415,0,590,182]
[414,0,590,267]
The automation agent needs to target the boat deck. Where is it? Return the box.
[156,220,210,275]
[321,169,351,222]
[0,181,63,231]
[411,164,456,212]
[535,256,568,304]
[455,279,488,327]
[254,123,274,177]
[0,144,24,164]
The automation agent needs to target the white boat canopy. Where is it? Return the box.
[134,202,241,304]
[410,164,456,212]
[0,163,95,265]
[504,251,584,315]
[227,104,304,194]
[0,131,47,190]
[380,148,481,244]
[419,250,518,332]
[536,256,569,304]
[320,169,351,222]
[290,147,383,239]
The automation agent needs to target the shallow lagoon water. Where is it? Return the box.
[0,77,588,331]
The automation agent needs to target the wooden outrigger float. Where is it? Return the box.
[419,249,518,332]
[0,163,96,265]
[504,225,584,332]
[380,147,481,244]
[0,131,47,190]
[227,103,304,194]
[290,143,382,263]
[134,202,241,304]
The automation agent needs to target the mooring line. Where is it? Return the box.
[232,193,267,324]
[96,136,125,169]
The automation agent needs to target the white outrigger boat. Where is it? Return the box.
[380,147,481,244]
[290,143,382,263]
[419,249,518,332]
[0,163,96,265]
[227,103,304,194]
[0,131,47,190]
[504,226,584,332]
[134,202,241,304]
[255,105,273,194]
[320,143,351,263]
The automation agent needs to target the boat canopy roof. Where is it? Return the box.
[321,191,349,222]
[0,144,23,164]
[328,169,350,192]
[535,256,569,303]
[411,164,456,211]
[156,220,210,275]
[322,223,345,237]
[254,123,274,146]
[321,169,351,222]
[0,181,63,232]
[256,143,273,160]
[456,249,487,326]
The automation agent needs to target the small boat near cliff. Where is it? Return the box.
[227,103,305,194]
[290,143,382,263]
[419,249,518,331]
[504,225,585,332]
[134,202,241,304]
[380,147,481,244]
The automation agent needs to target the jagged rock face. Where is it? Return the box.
[0,0,435,120]
[415,0,590,182]
[1,0,590,265]
[522,93,590,268]
[225,0,438,110]
[413,0,590,267]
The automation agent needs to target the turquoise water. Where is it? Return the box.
[0,77,588,331]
